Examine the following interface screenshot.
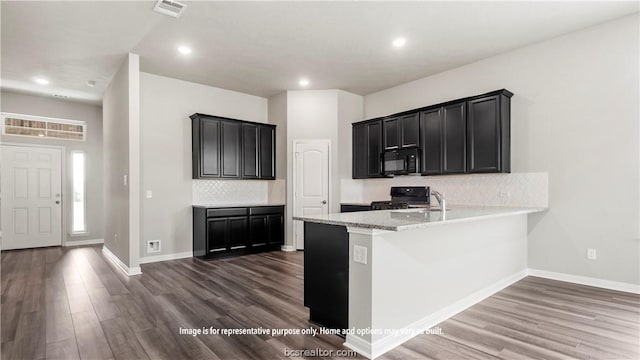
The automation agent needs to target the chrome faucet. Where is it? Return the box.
[431,190,446,211]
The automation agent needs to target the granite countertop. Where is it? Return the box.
[294,206,546,232]
[193,203,285,208]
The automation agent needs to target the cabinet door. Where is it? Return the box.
[221,121,242,178]
[206,218,228,253]
[228,216,248,250]
[259,126,275,179]
[267,214,283,246]
[420,108,443,175]
[242,124,259,179]
[352,123,367,179]
[383,117,400,150]
[443,103,467,174]
[367,121,383,177]
[467,95,500,173]
[249,215,268,247]
[400,113,420,148]
[200,118,220,177]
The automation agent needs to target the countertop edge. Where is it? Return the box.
[193,204,285,208]
[294,207,547,232]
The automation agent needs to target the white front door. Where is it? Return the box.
[1,145,63,250]
[293,140,330,250]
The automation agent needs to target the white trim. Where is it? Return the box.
[344,269,528,359]
[70,150,87,234]
[527,268,640,294]
[64,238,103,247]
[102,245,142,276]
[280,245,297,252]
[139,251,192,264]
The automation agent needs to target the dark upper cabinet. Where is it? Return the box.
[366,121,383,177]
[383,113,419,150]
[443,103,466,174]
[191,114,277,180]
[352,123,367,178]
[383,117,400,150]
[242,124,259,178]
[259,126,275,179]
[420,108,443,175]
[467,93,511,173]
[352,120,383,179]
[221,121,242,178]
[192,117,221,178]
[353,89,512,178]
[420,103,466,175]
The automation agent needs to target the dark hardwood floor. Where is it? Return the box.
[1,245,638,360]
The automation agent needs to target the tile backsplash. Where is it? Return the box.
[341,172,548,208]
[193,180,269,206]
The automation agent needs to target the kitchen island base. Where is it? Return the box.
[343,214,528,359]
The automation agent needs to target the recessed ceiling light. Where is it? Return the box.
[34,77,49,85]
[177,46,192,55]
[299,78,310,87]
[392,37,407,48]
[87,80,96,87]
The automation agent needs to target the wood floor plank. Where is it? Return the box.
[45,300,75,344]
[71,311,114,360]
[45,338,80,360]
[10,311,46,360]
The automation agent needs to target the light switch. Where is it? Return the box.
[123,174,128,186]
[354,245,368,264]
[146,190,153,199]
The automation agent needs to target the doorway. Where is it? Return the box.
[293,140,330,250]
[1,144,63,250]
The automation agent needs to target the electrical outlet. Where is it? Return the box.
[587,248,597,260]
[123,174,128,186]
[499,191,511,198]
[146,190,153,199]
[353,245,367,264]
[147,240,161,253]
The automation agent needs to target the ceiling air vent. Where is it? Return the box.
[153,0,187,18]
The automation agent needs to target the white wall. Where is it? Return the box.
[363,15,639,285]
[139,72,268,259]
[0,91,104,243]
[268,91,287,205]
[102,54,140,266]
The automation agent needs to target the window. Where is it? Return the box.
[72,151,86,234]
[2,112,86,141]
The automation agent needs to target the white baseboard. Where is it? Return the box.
[281,245,297,252]
[139,251,192,264]
[527,268,640,294]
[344,269,528,359]
[102,246,142,276]
[65,238,104,247]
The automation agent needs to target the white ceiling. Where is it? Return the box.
[1,1,638,104]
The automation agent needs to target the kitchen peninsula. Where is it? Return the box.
[295,206,546,359]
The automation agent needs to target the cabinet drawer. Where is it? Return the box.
[249,206,284,215]
[206,208,248,218]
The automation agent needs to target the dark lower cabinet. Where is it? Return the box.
[304,222,349,332]
[194,205,284,259]
[340,204,371,213]
[467,93,511,173]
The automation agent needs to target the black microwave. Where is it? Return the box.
[383,148,420,175]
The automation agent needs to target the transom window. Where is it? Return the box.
[2,112,86,141]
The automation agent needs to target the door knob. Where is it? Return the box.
[55,201,60,204]
[322,200,327,204]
